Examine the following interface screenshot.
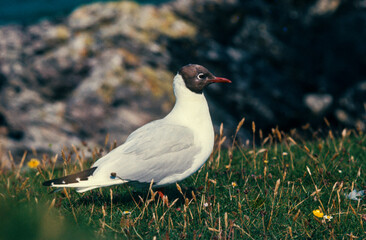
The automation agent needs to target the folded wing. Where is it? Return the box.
[92,120,201,185]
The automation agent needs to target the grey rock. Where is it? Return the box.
[304,94,333,114]
[336,81,366,130]
[0,0,365,165]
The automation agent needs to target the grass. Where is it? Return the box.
[0,121,365,239]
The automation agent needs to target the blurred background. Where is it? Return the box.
[0,0,365,163]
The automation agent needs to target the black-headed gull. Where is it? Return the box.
[43,64,231,192]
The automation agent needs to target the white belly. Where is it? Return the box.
[156,117,214,186]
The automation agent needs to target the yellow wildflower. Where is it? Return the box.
[27,158,40,169]
[312,209,324,218]
[264,160,269,164]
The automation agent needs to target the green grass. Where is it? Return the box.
[0,123,365,239]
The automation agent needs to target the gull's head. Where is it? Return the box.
[174,64,231,95]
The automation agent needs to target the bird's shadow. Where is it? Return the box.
[74,184,200,208]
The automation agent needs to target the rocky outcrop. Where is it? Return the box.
[0,0,365,164]
[168,0,366,131]
[0,2,192,164]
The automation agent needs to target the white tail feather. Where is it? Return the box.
[50,178,127,192]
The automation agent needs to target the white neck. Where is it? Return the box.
[164,74,212,127]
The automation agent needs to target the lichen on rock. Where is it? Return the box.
[0,0,365,164]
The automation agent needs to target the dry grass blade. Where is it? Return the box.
[48,198,56,210]
[19,177,29,191]
[236,117,245,133]
[176,183,183,196]
[287,137,297,145]
[232,118,245,148]
[104,133,110,148]
[8,151,15,171]
[293,209,301,222]
[268,178,281,230]
[274,178,281,198]
[110,189,113,223]
[233,224,255,240]
[63,188,78,223]
[15,151,27,178]
[159,198,179,223]
[72,144,83,170]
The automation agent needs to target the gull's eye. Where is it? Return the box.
[197,73,205,79]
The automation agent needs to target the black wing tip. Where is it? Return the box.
[42,167,98,187]
[42,180,53,186]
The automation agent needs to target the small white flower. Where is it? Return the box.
[338,169,342,173]
[203,202,211,208]
[122,211,131,215]
[323,215,333,221]
[282,152,288,156]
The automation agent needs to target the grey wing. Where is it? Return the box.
[93,120,201,184]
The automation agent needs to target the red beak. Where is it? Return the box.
[207,77,232,83]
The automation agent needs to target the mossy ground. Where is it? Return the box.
[0,122,365,239]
